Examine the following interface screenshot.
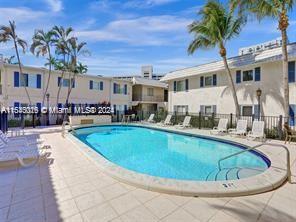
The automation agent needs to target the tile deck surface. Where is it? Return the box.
[0,126,295,222]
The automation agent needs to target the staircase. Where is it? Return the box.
[206,167,265,181]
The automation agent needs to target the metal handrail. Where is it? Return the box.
[62,121,76,137]
[218,143,292,183]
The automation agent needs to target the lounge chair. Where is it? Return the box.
[228,120,248,136]
[157,114,173,126]
[283,122,296,144]
[143,114,155,124]
[175,116,191,129]
[247,121,266,141]
[0,130,44,147]
[210,118,228,134]
[0,148,44,167]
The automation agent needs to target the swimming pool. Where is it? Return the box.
[74,125,270,181]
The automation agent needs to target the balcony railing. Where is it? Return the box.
[132,95,164,102]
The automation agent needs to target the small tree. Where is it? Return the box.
[188,1,245,115]
[0,21,31,105]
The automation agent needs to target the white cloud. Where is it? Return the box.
[124,0,179,8]
[45,0,63,12]
[76,15,191,46]
[0,7,46,23]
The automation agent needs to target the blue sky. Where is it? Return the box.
[0,0,295,76]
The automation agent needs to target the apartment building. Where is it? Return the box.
[0,63,132,118]
[161,42,296,120]
[131,77,168,112]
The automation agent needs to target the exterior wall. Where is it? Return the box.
[0,64,131,110]
[167,60,296,116]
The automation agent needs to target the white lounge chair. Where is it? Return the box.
[176,116,191,129]
[247,121,266,141]
[0,148,44,167]
[157,114,173,126]
[143,114,155,124]
[228,120,248,136]
[0,130,44,147]
[210,118,228,134]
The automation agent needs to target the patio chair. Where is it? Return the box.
[228,120,248,136]
[210,118,228,134]
[142,114,155,124]
[283,122,296,144]
[0,138,49,152]
[247,121,266,141]
[157,114,173,126]
[0,130,44,147]
[175,116,191,129]
[0,148,45,167]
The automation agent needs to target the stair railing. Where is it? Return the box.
[218,143,292,183]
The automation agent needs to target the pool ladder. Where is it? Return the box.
[207,143,292,183]
[61,121,76,137]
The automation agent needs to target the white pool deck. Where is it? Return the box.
[0,125,295,222]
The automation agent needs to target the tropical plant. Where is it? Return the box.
[31,29,56,105]
[4,55,15,64]
[0,21,31,105]
[65,37,89,107]
[188,1,245,115]
[52,26,73,107]
[230,0,295,118]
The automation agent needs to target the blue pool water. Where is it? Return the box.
[74,125,269,181]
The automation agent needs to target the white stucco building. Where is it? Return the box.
[161,42,296,120]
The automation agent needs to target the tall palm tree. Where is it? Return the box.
[230,0,295,118]
[31,29,56,105]
[188,1,245,115]
[52,26,73,107]
[0,21,31,105]
[65,37,89,106]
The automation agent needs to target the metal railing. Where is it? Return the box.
[61,121,76,138]
[218,143,292,183]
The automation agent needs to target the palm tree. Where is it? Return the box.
[31,29,56,105]
[188,0,245,115]
[52,26,73,107]
[0,21,31,105]
[230,0,295,118]
[65,37,89,106]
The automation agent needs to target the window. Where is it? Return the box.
[205,76,213,86]
[241,106,253,116]
[176,80,185,91]
[200,75,217,87]
[200,105,217,114]
[113,83,127,95]
[288,61,295,83]
[147,88,154,96]
[173,105,188,114]
[243,70,253,81]
[14,72,41,88]
[90,81,104,91]
[62,79,70,87]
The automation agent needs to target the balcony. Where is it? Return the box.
[132,95,164,103]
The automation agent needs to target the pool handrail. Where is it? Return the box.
[62,121,76,137]
[218,142,292,183]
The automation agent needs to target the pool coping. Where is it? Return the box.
[66,123,288,197]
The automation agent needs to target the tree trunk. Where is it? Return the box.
[14,39,32,106]
[221,55,240,116]
[42,48,52,105]
[281,28,289,118]
[56,71,64,106]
